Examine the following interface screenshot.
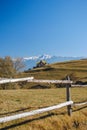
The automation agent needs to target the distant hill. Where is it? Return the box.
[23,59,87,82]
[23,54,83,70]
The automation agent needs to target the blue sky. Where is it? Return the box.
[0,0,87,58]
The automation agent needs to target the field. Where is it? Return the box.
[0,59,87,129]
[0,87,87,130]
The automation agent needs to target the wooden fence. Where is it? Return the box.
[0,101,73,123]
[0,77,87,123]
[0,77,34,84]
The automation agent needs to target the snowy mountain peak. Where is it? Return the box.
[24,56,39,60]
[19,54,84,70]
[39,54,52,60]
[23,54,52,61]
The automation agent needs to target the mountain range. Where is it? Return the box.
[23,54,84,71]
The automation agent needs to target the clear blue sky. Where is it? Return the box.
[0,0,87,58]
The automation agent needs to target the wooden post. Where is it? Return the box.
[66,76,72,116]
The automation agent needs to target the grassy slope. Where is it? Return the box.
[1,59,87,89]
[21,59,87,81]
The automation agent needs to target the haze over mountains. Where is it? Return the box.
[23,54,84,70]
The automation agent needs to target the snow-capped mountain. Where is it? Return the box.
[23,54,52,61]
[23,54,83,71]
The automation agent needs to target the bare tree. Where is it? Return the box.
[13,57,25,72]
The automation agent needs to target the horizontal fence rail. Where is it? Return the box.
[0,101,73,123]
[72,84,87,87]
[0,77,34,84]
[28,79,73,84]
[74,102,87,106]
[0,77,73,84]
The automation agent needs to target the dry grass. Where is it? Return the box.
[21,59,87,81]
[0,88,87,130]
[0,59,87,129]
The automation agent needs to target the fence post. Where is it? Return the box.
[66,76,72,116]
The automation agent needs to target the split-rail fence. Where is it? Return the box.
[0,77,87,123]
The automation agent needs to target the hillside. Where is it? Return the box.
[1,59,87,89]
[0,60,87,130]
[23,59,87,82]
[23,54,83,70]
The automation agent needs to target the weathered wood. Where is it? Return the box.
[66,84,72,116]
[0,77,34,84]
[0,78,73,84]
[28,79,73,84]
[0,101,73,123]
[66,76,72,116]
[74,102,87,106]
[72,84,87,87]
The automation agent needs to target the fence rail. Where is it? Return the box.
[72,84,87,87]
[0,78,73,84]
[74,102,87,106]
[28,79,73,84]
[0,77,34,84]
[0,101,73,123]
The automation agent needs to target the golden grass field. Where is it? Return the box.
[0,87,87,130]
[0,59,87,130]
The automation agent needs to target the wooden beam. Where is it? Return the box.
[28,79,73,84]
[0,77,34,84]
[0,101,73,123]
